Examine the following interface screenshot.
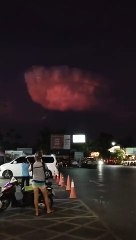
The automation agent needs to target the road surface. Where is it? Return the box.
[0,164,136,239]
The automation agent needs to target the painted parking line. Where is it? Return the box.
[0,199,122,240]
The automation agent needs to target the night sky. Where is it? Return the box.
[0,1,136,144]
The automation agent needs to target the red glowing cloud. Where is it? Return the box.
[24,66,102,111]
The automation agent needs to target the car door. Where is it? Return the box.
[26,156,35,177]
[11,156,26,177]
[42,155,59,176]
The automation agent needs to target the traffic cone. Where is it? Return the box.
[69,180,77,198]
[58,173,63,186]
[66,175,71,191]
[61,174,65,187]
[53,171,56,180]
[56,174,60,184]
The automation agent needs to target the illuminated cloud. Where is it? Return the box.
[25,66,104,111]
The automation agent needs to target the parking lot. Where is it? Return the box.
[0,177,121,240]
[0,199,120,240]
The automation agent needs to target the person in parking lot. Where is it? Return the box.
[21,159,30,189]
[29,151,53,216]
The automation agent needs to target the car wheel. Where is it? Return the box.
[45,170,52,179]
[3,170,13,179]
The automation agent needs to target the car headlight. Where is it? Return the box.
[98,160,104,165]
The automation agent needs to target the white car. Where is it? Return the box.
[0,154,59,179]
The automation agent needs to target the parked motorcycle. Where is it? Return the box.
[0,176,55,212]
[0,177,18,211]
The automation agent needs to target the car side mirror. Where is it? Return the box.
[13,161,17,164]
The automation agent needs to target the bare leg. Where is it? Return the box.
[33,188,39,216]
[40,187,52,213]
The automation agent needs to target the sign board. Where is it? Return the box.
[64,135,71,149]
[91,152,100,157]
[51,135,71,150]
[72,134,86,143]
[5,150,25,161]
[125,148,136,155]
[74,151,84,161]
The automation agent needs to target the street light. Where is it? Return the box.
[111,141,116,146]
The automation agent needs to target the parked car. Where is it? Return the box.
[0,154,59,179]
[71,160,79,167]
[81,157,98,168]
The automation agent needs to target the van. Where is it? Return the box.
[0,154,58,179]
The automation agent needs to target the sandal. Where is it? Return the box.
[35,211,39,216]
[47,210,54,214]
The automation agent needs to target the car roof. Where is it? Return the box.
[9,154,56,161]
[26,154,54,157]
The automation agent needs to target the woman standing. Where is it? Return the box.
[30,151,53,216]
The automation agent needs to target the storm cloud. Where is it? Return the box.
[24,66,105,111]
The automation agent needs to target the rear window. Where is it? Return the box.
[27,157,34,164]
[13,156,26,163]
[42,157,54,163]
[26,156,55,164]
[87,158,95,162]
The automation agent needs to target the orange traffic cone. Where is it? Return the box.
[66,175,71,191]
[60,174,65,187]
[53,171,56,180]
[69,180,77,198]
[58,173,63,186]
[56,174,60,184]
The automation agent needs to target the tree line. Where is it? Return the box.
[0,128,135,159]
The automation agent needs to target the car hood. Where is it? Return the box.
[0,163,10,168]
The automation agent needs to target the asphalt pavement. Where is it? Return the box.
[0,179,122,240]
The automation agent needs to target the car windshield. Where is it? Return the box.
[13,156,26,163]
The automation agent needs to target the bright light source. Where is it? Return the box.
[111,141,116,146]
[72,134,86,143]
[91,152,100,157]
[98,159,104,165]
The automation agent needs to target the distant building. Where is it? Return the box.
[125,147,136,156]
[108,146,120,153]
[17,148,32,155]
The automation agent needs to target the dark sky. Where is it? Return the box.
[0,1,136,144]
